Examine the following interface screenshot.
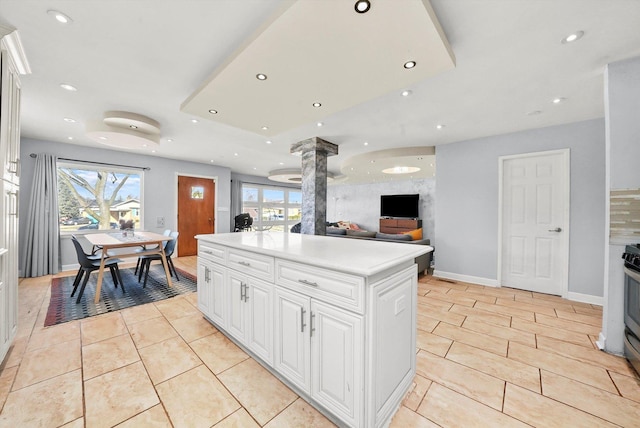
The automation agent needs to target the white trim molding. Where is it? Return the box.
[433,270,499,287]
[566,291,603,307]
[0,24,32,75]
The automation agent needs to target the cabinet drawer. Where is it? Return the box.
[228,248,275,282]
[276,260,364,314]
[198,242,226,264]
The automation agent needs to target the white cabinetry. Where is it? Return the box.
[197,258,225,327]
[196,233,430,428]
[0,25,29,365]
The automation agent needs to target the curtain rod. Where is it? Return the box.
[29,153,151,171]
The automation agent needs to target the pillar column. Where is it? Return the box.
[291,137,338,235]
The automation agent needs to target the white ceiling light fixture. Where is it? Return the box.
[382,166,421,174]
[256,73,267,80]
[341,146,435,184]
[354,0,371,14]
[403,60,416,69]
[63,117,76,123]
[191,119,199,123]
[312,102,322,107]
[86,111,161,150]
[60,83,77,91]
[552,97,566,104]
[401,90,412,97]
[436,124,445,129]
[269,168,334,184]
[561,31,584,44]
[265,140,272,144]
[317,122,323,127]
[261,126,269,130]
[47,10,72,24]
[208,109,218,114]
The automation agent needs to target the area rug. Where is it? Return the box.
[44,265,197,326]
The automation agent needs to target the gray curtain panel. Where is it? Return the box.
[230,178,243,230]
[23,153,60,277]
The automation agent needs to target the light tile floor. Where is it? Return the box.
[1,257,639,427]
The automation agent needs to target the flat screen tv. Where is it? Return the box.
[380,194,419,219]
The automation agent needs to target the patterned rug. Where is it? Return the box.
[45,265,197,326]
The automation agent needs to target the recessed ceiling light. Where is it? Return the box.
[404,61,416,69]
[261,126,268,130]
[256,73,267,80]
[234,153,238,156]
[63,117,76,123]
[67,136,73,140]
[382,166,421,175]
[436,124,445,129]
[279,162,284,165]
[210,160,214,163]
[370,160,375,163]
[354,0,371,13]
[364,142,369,146]
[142,144,147,148]
[208,109,218,114]
[129,125,138,129]
[47,10,72,24]
[253,167,257,170]
[60,83,77,91]
[167,139,173,142]
[266,140,272,144]
[561,31,584,44]
[191,119,199,123]
[312,102,322,107]
[317,122,323,127]
[430,163,434,167]
[552,97,565,104]
[401,90,412,97]
[152,150,156,153]
[98,136,107,140]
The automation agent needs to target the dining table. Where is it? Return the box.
[84,231,175,303]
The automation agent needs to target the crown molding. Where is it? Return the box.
[0,24,32,75]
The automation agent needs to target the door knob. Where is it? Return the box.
[548,227,562,232]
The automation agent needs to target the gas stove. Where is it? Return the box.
[622,244,640,273]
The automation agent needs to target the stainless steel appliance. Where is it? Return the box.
[622,244,640,375]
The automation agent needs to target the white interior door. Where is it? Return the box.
[500,150,569,296]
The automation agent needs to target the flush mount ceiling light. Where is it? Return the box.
[382,166,421,174]
[261,126,269,130]
[552,97,566,104]
[561,31,584,44]
[354,0,371,14]
[404,61,416,69]
[256,73,267,80]
[317,122,323,127]
[60,83,77,91]
[436,124,445,129]
[86,111,161,150]
[265,140,272,144]
[401,90,412,97]
[312,102,322,107]
[208,109,218,114]
[269,168,334,184]
[63,117,76,123]
[47,9,72,24]
[191,119,199,123]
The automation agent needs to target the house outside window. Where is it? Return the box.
[241,184,301,232]
[57,161,143,232]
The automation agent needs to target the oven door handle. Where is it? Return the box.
[624,266,640,284]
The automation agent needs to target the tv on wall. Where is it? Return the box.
[380,194,419,219]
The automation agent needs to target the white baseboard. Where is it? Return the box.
[432,270,499,287]
[62,263,80,272]
[596,332,606,351]
[566,291,603,307]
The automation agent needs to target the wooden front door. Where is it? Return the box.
[177,175,215,256]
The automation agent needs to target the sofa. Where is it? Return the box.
[324,227,432,273]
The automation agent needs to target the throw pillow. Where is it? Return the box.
[375,232,413,241]
[337,220,351,229]
[402,228,423,241]
[346,229,376,238]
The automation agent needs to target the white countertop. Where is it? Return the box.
[196,232,433,276]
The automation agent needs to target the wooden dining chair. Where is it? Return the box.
[138,231,180,288]
[70,236,124,303]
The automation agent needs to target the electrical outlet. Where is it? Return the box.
[156,216,165,228]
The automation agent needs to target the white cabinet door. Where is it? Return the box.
[246,278,273,364]
[274,286,311,394]
[0,274,7,361]
[227,272,247,342]
[1,50,21,185]
[311,300,363,427]
[197,259,213,317]
[197,259,226,327]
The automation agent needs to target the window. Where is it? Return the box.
[57,162,143,232]
[242,184,301,232]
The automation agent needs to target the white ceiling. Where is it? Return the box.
[1,0,640,184]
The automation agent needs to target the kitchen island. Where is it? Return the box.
[196,232,432,428]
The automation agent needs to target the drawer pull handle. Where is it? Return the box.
[203,250,213,255]
[298,279,319,287]
[238,261,251,267]
[310,312,316,337]
[301,308,306,333]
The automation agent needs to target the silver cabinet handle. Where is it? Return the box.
[244,283,249,302]
[298,279,318,287]
[238,261,251,267]
[548,227,562,232]
[301,308,306,333]
[310,312,316,337]
[204,266,210,282]
[240,282,245,301]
